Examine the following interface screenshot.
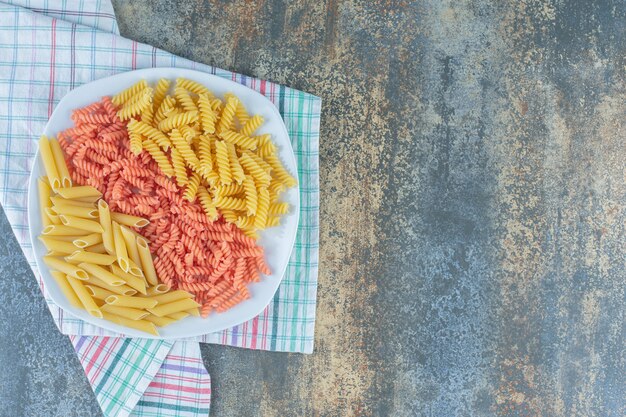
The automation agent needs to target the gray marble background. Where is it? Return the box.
[0,1,624,416]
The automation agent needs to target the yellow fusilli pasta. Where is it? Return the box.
[183,172,201,202]
[170,128,200,169]
[174,87,198,113]
[171,147,188,188]
[197,185,219,221]
[142,139,174,177]
[240,115,264,137]
[214,140,232,185]
[157,110,199,132]
[176,78,213,97]
[254,187,270,229]
[242,176,258,216]
[197,94,217,134]
[112,79,148,106]
[227,142,246,184]
[219,130,258,150]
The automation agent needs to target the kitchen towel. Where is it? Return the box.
[0,0,320,416]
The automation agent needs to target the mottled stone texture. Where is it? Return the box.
[0,1,624,416]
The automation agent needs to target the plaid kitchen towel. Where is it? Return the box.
[0,0,320,416]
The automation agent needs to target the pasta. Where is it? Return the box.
[215,140,232,185]
[110,212,150,228]
[198,94,217,134]
[176,78,212,96]
[42,225,86,236]
[170,128,200,169]
[137,237,158,286]
[86,242,108,254]
[49,138,72,188]
[65,250,116,266]
[98,200,115,254]
[158,110,199,132]
[111,264,147,295]
[43,256,89,280]
[101,304,149,320]
[38,136,61,189]
[67,276,102,318]
[56,185,102,199]
[84,284,116,300]
[44,208,60,225]
[84,275,136,296]
[112,221,130,272]
[50,196,97,208]
[240,114,264,137]
[52,204,98,218]
[112,79,148,106]
[147,298,200,317]
[227,142,246,184]
[38,178,52,226]
[59,214,103,234]
[50,271,82,308]
[174,87,198,113]
[47,79,295,320]
[105,295,157,309]
[120,225,143,276]
[171,147,188,188]
[102,312,158,335]
[79,262,125,287]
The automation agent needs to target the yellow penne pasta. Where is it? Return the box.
[38,177,52,227]
[98,200,115,255]
[42,225,87,236]
[147,298,201,317]
[47,235,83,243]
[146,290,194,304]
[59,214,103,233]
[127,259,144,278]
[167,311,189,320]
[39,136,61,190]
[101,312,158,336]
[49,138,72,188]
[43,256,89,279]
[110,264,147,295]
[50,271,82,308]
[120,225,142,273]
[86,242,107,254]
[84,274,137,296]
[84,284,117,300]
[112,221,130,272]
[52,204,98,219]
[145,284,170,296]
[136,236,158,286]
[66,276,102,318]
[100,304,149,320]
[144,315,177,327]
[65,251,116,266]
[104,295,157,309]
[56,185,101,199]
[45,207,62,225]
[50,196,95,208]
[74,195,101,203]
[39,236,81,254]
[110,212,150,228]
[78,262,124,287]
[73,233,102,248]
[186,308,200,317]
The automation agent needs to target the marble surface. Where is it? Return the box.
[0,1,624,416]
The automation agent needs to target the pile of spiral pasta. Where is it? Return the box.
[57,78,296,317]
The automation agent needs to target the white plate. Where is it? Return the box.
[28,67,299,339]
